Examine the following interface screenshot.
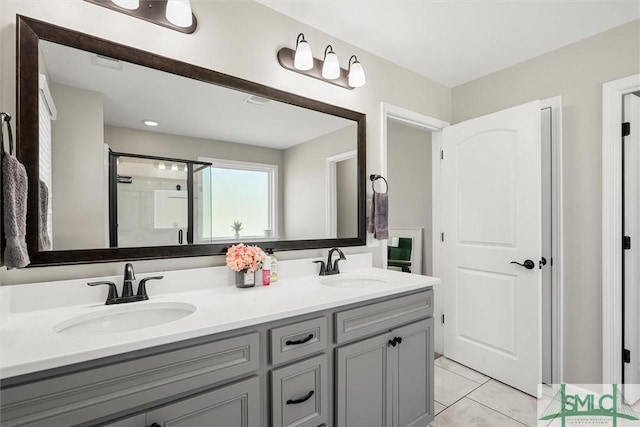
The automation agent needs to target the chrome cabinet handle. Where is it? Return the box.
[510,260,535,270]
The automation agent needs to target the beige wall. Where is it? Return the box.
[283,125,356,239]
[451,20,640,384]
[50,83,106,250]
[0,0,451,285]
[387,120,432,276]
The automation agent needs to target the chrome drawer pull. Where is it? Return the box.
[286,390,314,405]
[286,333,314,346]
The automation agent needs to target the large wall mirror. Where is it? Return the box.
[16,16,366,266]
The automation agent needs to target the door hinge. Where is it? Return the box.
[624,349,631,363]
[622,122,631,137]
[442,314,445,324]
[441,150,444,160]
[624,236,631,250]
[441,232,445,242]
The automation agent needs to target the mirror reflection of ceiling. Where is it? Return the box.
[40,40,352,149]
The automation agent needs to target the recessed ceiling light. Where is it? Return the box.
[142,119,159,127]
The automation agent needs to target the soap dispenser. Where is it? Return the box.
[267,248,278,282]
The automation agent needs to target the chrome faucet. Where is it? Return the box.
[313,248,346,276]
[88,263,164,305]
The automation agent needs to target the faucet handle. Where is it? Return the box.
[88,281,119,304]
[136,276,164,300]
[312,260,326,276]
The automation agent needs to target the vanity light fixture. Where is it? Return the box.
[111,0,139,10]
[166,0,193,28]
[293,33,313,70]
[322,45,340,80]
[84,0,197,34]
[277,34,365,90]
[348,55,366,88]
[142,119,159,127]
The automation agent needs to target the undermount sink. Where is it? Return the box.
[54,302,197,336]
[319,273,388,288]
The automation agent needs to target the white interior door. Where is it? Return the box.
[442,101,542,396]
[624,93,640,404]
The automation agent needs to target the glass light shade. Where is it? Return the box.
[158,162,166,170]
[322,51,340,80]
[171,163,179,171]
[112,0,139,10]
[294,40,313,71]
[166,0,193,27]
[348,60,366,88]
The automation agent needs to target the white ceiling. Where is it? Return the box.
[40,41,353,149]
[257,0,640,87]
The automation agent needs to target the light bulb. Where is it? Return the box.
[158,162,166,170]
[294,33,313,71]
[322,45,340,80]
[112,0,139,10]
[166,0,193,27]
[171,163,179,171]
[348,55,366,88]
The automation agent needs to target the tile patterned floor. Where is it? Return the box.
[428,356,537,427]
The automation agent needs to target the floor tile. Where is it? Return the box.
[432,397,525,427]
[468,380,536,426]
[434,365,482,406]
[434,401,446,415]
[435,357,491,384]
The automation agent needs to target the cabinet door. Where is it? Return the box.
[394,318,434,427]
[335,333,393,427]
[146,376,260,427]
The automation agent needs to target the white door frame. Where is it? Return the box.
[602,74,640,385]
[381,99,563,381]
[326,150,357,237]
[380,102,449,353]
[541,96,565,384]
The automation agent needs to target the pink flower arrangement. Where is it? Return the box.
[226,244,265,273]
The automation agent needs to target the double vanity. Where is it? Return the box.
[0,254,438,426]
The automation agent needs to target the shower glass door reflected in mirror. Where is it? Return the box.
[110,153,212,247]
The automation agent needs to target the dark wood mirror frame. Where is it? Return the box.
[16,15,366,266]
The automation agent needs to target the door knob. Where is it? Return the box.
[510,260,535,270]
[150,423,161,427]
[388,338,397,347]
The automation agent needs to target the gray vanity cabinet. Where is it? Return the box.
[146,376,261,427]
[335,318,434,427]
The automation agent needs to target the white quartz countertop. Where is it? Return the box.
[0,258,438,380]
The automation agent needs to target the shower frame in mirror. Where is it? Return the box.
[15,15,366,266]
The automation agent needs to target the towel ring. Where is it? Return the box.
[369,174,388,193]
[0,112,13,155]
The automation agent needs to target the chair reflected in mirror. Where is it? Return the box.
[388,237,413,273]
[386,228,423,275]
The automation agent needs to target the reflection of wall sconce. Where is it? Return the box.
[84,0,197,34]
[277,33,366,90]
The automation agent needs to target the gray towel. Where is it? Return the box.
[39,179,51,251]
[3,153,30,268]
[368,191,388,240]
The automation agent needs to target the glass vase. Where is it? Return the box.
[235,270,255,288]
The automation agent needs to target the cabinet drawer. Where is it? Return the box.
[271,354,328,427]
[0,332,259,426]
[270,317,327,365]
[335,290,432,344]
[147,376,261,427]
